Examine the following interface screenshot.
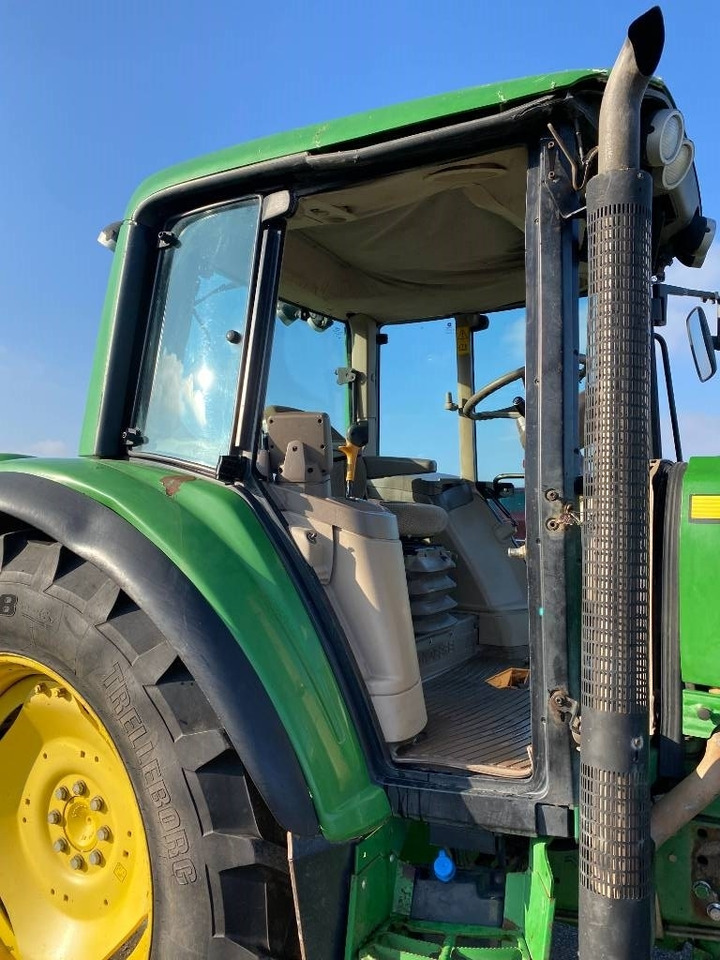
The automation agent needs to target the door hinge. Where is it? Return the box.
[549,688,581,746]
[544,491,582,532]
[122,427,146,449]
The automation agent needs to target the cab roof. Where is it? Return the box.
[126,68,626,216]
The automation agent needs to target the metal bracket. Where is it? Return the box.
[544,491,582,532]
[543,137,585,220]
[215,455,247,484]
[121,426,146,449]
[335,367,365,386]
[157,231,179,249]
[549,688,581,745]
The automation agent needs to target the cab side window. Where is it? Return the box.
[135,199,260,466]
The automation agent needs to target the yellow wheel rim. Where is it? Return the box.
[0,655,152,960]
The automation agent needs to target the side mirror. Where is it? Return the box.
[686,306,718,382]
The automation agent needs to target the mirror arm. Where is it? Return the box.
[712,313,720,353]
[654,282,720,304]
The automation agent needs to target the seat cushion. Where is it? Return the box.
[382,501,448,538]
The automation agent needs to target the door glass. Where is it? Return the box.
[380,318,459,473]
[135,198,260,466]
[264,306,350,433]
[473,308,526,482]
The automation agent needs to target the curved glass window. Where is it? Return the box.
[135,199,260,466]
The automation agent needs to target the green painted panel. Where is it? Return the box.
[126,70,607,215]
[683,690,720,738]
[79,220,131,457]
[679,458,720,686]
[0,457,390,841]
[358,920,529,960]
[504,840,555,960]
[345,820,407,960]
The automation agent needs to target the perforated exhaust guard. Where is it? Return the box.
[579,169,654,959]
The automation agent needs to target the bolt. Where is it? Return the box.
[69,855,84,871]
[361,879,367,890]
[71,781,86,796]
[545,489,560,502]
[694,881,716,902]
[33,683,47,696]
[707,902,720,922]
[697,705,712,721]
[631,736,644,750]
[54,687,70,699]
[47,810,62,825]
[55,786,69,802]
[53,838,68,854]
[96,826,112,842]
[89,796,104,812]
[546,518,560,532]
[88,850,103,866]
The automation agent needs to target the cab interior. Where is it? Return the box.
[259,144,534,777]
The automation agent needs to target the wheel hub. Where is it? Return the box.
[0,655,151,959]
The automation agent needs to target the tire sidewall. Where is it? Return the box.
[0,577,213,960]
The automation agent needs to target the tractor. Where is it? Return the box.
[1,7,719,960]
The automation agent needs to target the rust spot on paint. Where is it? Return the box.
[161,475,196,497]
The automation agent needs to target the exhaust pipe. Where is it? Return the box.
[579,8,664,960]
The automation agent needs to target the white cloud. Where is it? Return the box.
[27,439,70,457]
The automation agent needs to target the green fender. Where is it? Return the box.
[0,455,391,842]
[679,456,720,687]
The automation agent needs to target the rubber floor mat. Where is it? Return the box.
[392,656,532,777]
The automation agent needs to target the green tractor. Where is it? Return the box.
[2,6,719,959]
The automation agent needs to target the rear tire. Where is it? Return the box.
[0,529,300,960]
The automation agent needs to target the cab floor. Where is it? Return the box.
[392,655,532,777]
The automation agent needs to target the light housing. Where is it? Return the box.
[645,108,685,167]
[661,138,695,191]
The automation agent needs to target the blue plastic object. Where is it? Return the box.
[433,848,456,883]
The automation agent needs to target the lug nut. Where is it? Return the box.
[53,838,68,854]
[89,796,104,812]
[88,849,103,866]
[71,781,86,796]
[33,683,47,696]
[96,826,112,842]
[69,855,84,871]
[55,786,69,802]
[707,902,720,922]
[47,810,62,825]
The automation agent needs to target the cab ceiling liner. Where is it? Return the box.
[280,146,528,323]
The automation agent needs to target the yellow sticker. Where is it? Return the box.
[456,325,470,356]
[690,495,720,521]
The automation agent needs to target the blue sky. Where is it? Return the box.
[0,1,718,463]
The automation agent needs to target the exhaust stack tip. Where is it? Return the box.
[598,6,665,174]
[627,6,665,78]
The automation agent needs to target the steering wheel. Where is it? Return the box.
[462,356,586,421]
[462,366,526,421]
